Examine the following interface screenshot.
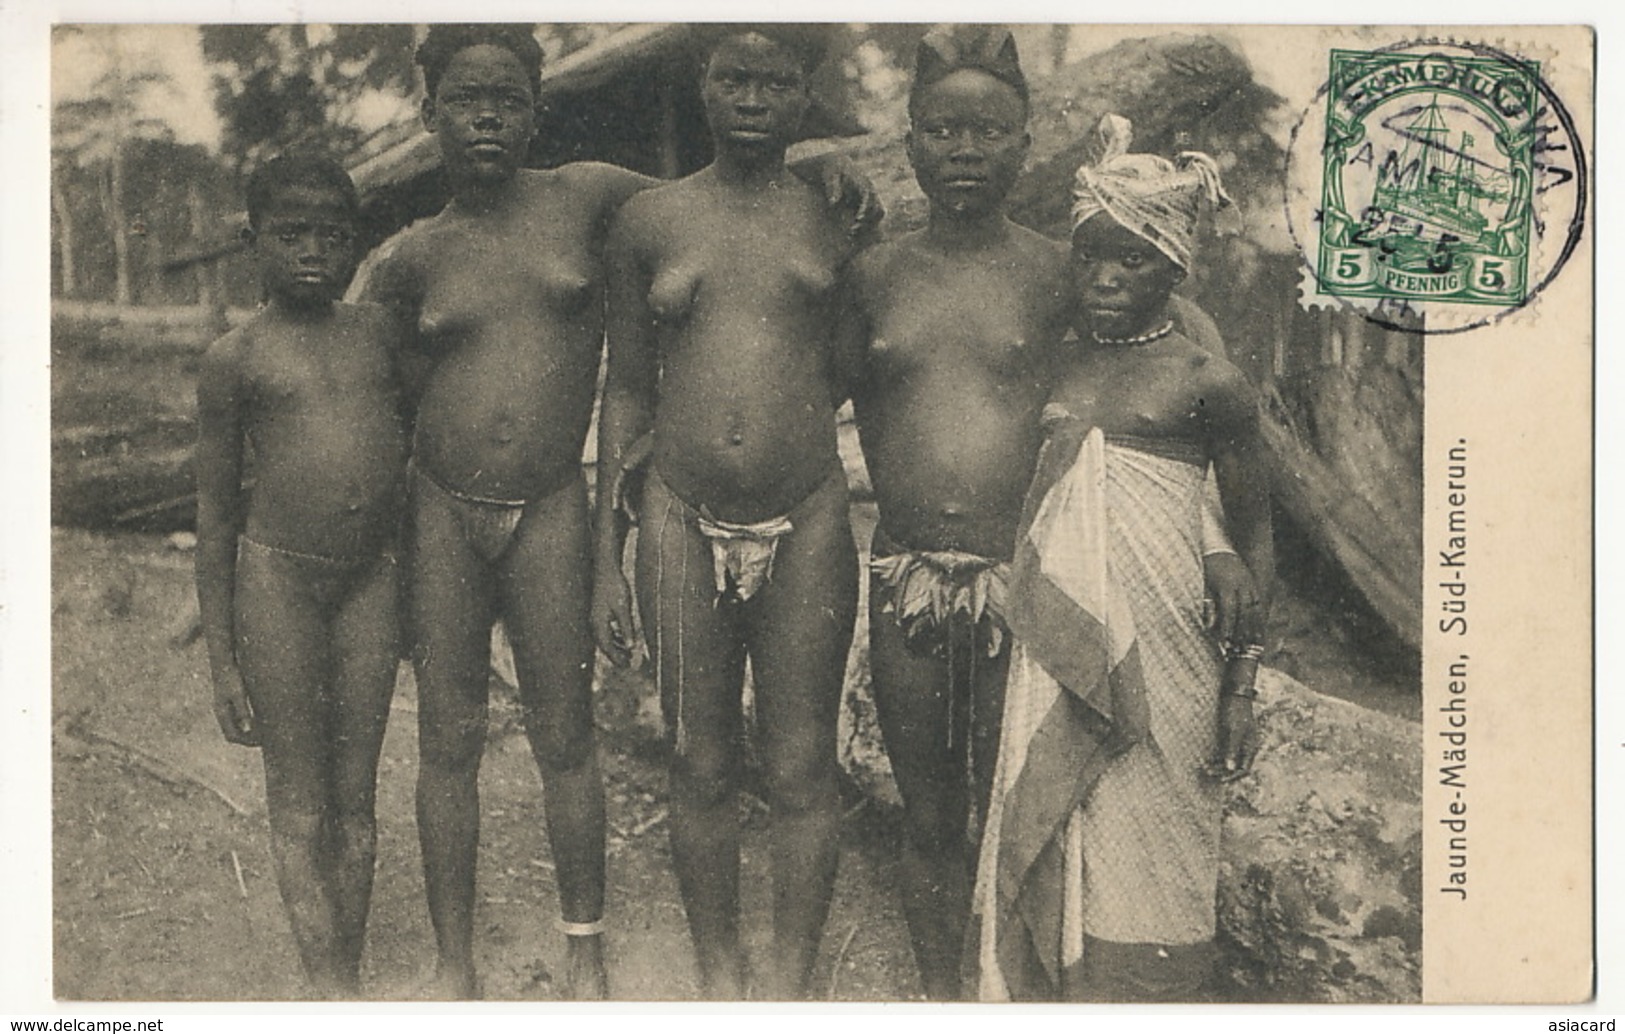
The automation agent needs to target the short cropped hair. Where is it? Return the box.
[244,153,360,230]
[415,24,544,100]
[697,23,832,73]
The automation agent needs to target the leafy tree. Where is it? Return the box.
[53,26,177,304]
[201,24,417,171]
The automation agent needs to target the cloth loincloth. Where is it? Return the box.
[693,511,794,604]
[613,433,799,605]
[619,439,846,756]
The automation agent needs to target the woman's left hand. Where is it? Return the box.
[1208,696,1260,782]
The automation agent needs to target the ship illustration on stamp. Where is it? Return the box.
[1316,48,1538,308]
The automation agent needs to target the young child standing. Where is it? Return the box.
[194,155,409,999]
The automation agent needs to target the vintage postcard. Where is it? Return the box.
[2,7,1603,1019]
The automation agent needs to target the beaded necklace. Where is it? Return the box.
[1090,318,1175,346]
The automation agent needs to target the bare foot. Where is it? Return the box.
[699,952,749,1001]
[563,935,609,1000]
[752,968,804,1002]
[421,961,479,1001]
[304,976,354,1003]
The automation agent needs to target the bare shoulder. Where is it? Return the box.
[1169,293,1227,358]
[377,214,441,262]
[553,160,655,203]
[356,218,431,295]
[786,171,847,233]
[202,320,253,370]
[849,232,915,289]
[1009,224,1072,300]
[608,174,693,249]
[336,299,398,338]
[1178,339,1254,424]
[198,321,254,402]
[1008,222,1069,266]
[607,180,667,241]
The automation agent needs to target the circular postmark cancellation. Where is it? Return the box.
[1284,40,1586,334]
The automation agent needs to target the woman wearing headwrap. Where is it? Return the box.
[593,24,867,1000]
[970,114,1274,1001]
[845,32,1253,999]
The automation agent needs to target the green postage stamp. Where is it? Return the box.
[1316,48,1539,308]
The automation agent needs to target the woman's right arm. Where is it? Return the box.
[591,201,661,667]
[193,335,256,746]
[830,255,875,410]
[1206,362,1275,779]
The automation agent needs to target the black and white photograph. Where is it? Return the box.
[11,12,1599,1014]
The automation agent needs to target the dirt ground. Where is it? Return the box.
[50,528,921,1003]
[48,526,1418,1006]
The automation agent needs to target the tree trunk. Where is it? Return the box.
[657,80,682,181]
[109,144,132,306]
[1049,24,1071,75]
[186,182,223,328]
[52,167,78,297]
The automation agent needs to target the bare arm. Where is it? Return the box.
[589,201,662,665]
[1201,471,1265,648]
[829,261,872,409]
[1206,364,1274,778]
[193,334,257,745]
[1171,299,1259,639]
[355,237,431,431]
[1209,372,1275,633]
[787,151,884,244]
[571,162,663,225]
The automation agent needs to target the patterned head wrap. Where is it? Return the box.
[912,25,1029,110]
[1070,114,1232,271]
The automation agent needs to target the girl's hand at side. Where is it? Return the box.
[212,665,259,747]
[591,573,640,669]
